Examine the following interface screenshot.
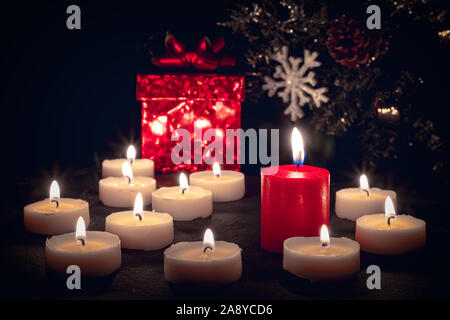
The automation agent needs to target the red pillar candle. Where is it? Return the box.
[261,128,330,253]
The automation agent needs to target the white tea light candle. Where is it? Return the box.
[45,217,121,277]
[355,196,426,255]
[24,180,90,235]
[283,225,360,282]
[189,162,245,202]
[102,145,154,178]
[335,174,397,221]
[152,173,212,221]
[105,193,174,250]
[99,161,156,207]
[164,228,242,285]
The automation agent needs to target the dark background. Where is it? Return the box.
[1,1,449,190]
[1,1,238,183]
[0,0,449,301]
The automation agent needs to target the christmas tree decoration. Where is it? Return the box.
[373,91,401,124]
[438,29,450,43]
[137,74,244,174]
[386,0,448,26]
[220,0,448,174]
[262,46,329,121]
[326,15,388,69]
[411,118,444,172]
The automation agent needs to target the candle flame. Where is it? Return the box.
[213,162,221,178]
[122,161,133,182]
[75,217,86,242]
[360,174,369,189]
[291,127,305,167]
[179,173,189,193]
[360,174,370,196]
[202,228,215,252]
[50,180,60,200]
[320,225,330,247]
[127,145,136,163]
[385,196,396,220]
[133,192,143,219]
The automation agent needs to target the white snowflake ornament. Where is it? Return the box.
[263,46,329,121]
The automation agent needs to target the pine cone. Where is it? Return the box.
[327,15,388,69]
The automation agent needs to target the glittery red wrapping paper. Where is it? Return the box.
[137,74,245,174]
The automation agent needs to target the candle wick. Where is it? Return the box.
[321,243,329,248]
[136,213,143,221]
[127,176,131,184]
[203,246,213,254]
[51,199,59,208]
[129,158,135,165]
[387,215,396,227]
[78,238,86,246]
[361,189,370,197]
[181,188,187,195]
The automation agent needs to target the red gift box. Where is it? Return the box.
[136,73,245,174]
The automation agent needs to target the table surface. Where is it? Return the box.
[1,169,449,300]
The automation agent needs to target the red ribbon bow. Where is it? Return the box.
[151,34,236,70]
